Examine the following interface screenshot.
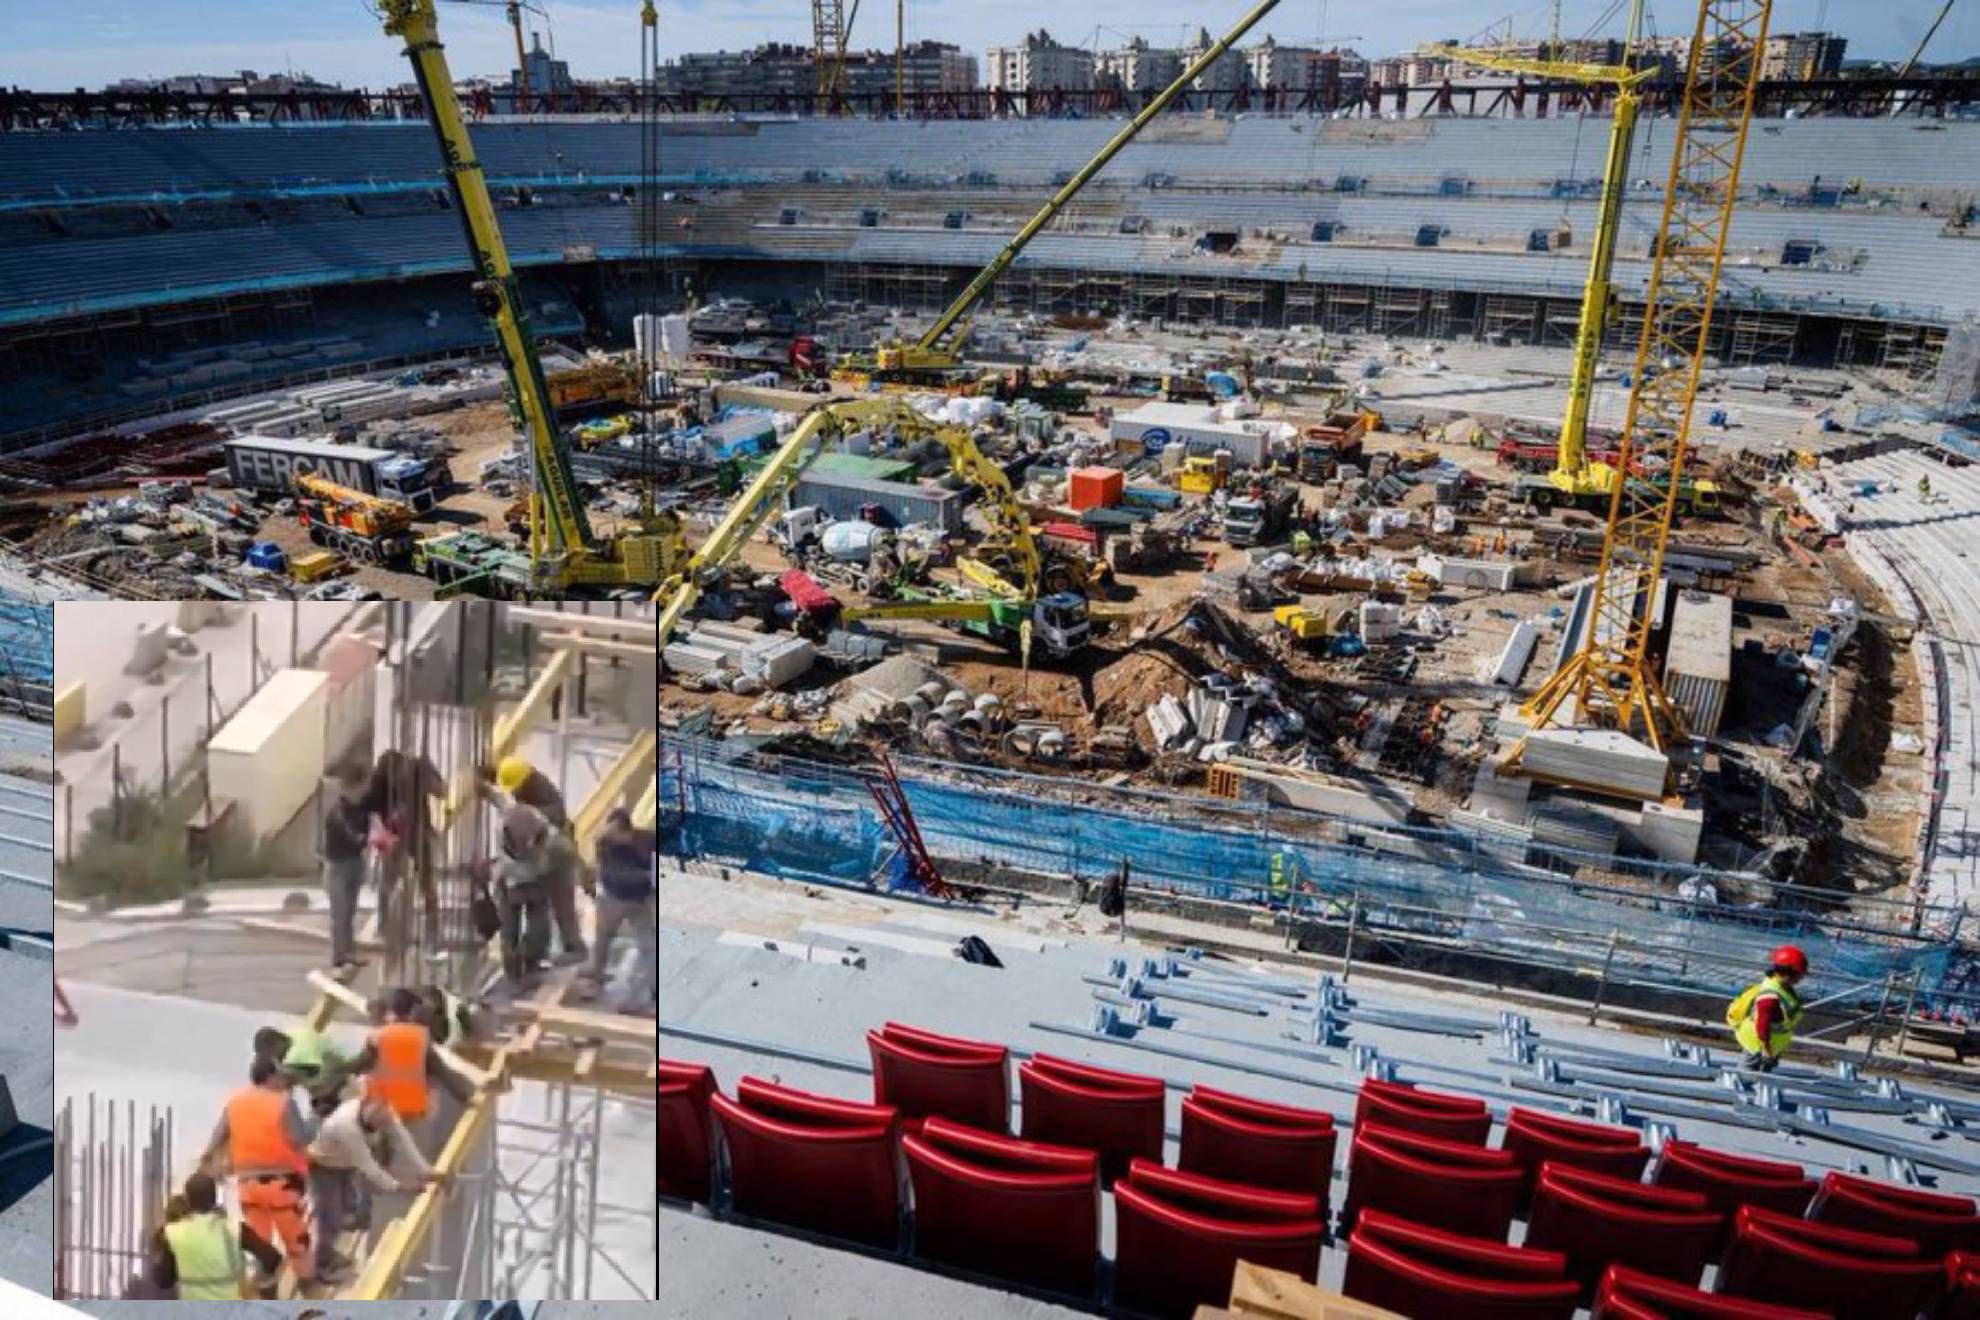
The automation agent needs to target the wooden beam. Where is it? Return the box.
[508,606,657,639]
[631,778,659,830]
[535,632,656,662]
[572,729,657,861]
[505,1001,660,1046]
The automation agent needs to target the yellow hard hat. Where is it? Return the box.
[496,756,534,794]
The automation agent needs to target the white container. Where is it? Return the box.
[206,668,329,842]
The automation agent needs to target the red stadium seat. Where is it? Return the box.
[1341,1121,1523,1242]
[1018,1053,1165,1184]
[1342,1208,1578,1318]
[1808,1169,1980,1258]
[1501,1107,1650,1200]
[659,1058,717,1203]
[1593,1265,1827,1319]
[1944,1251,1980,1320]
[709,1077,902,1247]
[901,1118,1099,1296]
[1113,1158,1324,1319]
[867,1022,1011,1135]
[1525,1162,1721,1296]
[1355,1075,1494,1145]
[1716,1203,1942,1320]
[1178,1085,1338,1206]
[1652,1141,1816,1228]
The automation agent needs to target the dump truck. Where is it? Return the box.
[223,436,442,512]
[1223,487,1298,547]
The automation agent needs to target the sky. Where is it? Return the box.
[0,0,1971,92]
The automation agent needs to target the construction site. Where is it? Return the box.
[51,601,657,1302]
[636,1,1980,1316]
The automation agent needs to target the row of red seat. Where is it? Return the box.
[663,1027,1980,1318]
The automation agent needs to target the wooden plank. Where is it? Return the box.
[1219,1263,1402,1320]
[509,1002,659,1046]
[572,729,657,862]
[508,607,657,639]
[575,1046,598,1083]
[536,632,656,662]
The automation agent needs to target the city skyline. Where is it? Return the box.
[2,0,1971,94]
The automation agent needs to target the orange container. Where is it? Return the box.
[1069,466,1125,511]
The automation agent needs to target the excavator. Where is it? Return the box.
[829,0,1280,394]
[655,397,1069,649]
[378,0,685,597]
[293,473,417,566]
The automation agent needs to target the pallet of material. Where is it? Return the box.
[1193,1262,1401,1320]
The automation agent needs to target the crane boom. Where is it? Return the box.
[897,0,1281,363]
[655,398,1046,645]
[1443,0,1650,482]
[1508,0,1775,777]
[381,0,683,596]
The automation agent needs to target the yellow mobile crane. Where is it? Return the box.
[1438,4,1713,516]
[1504,0,1775,788]
[380,0,684,597]
[655,397,1049,645]
[832,0,1281,393]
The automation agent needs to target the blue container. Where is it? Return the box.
[246,541,288,572]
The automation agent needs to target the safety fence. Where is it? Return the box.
[0,603,52,720]
[658,736,1969,1007]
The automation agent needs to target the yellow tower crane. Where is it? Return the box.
[1506,0,1776,782]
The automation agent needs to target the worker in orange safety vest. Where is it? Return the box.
[198,1055,317,1284]
[350,987,475,1152]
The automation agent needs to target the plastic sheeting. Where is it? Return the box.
[659,738,1961,1003]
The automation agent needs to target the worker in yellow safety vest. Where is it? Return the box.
[1727,945,1809,1074]
[154,1172,283,1299]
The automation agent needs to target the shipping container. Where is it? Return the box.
[1663,589,1733,739]
[788,472,962,533]
[223,436,439,512]
[1069,466,1125,511]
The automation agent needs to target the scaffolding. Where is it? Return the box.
[54,602,658,1302]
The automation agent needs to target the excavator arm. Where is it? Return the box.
[380,0,595,587]
[656,397,1053,646]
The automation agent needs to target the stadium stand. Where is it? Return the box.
[4,115,1979,448]
[668,1029,1980,1316]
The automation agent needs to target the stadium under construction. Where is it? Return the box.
[6,0,1980,1314]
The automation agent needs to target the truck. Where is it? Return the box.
[1223,487,1298,547]
[841,591,1092,660]
[293,474,416,566]
[1297,411,1372,480]
[223,436,442,513]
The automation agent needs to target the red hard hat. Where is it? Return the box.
[1770,944,1809,977]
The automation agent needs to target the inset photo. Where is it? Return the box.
[54,602,655,1303]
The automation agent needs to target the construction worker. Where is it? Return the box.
[322,762,373,973]
[364,749,447,948]
[490,803,557,985]
[489,756,587,961]
[254,1021,352,1096]
[307,1091,436,1284]
[415,982,475,1050]
[1920,474,1935,503]
[1727,945,1809,1074]
[350,987,474,1153]
[199,1056,317,1284]
[582,807,657,1016]
[152,1172,283,1300]
[486,754,569,830]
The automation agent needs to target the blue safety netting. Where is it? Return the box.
[659,737,1961,1003]
[0,603,53,687]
